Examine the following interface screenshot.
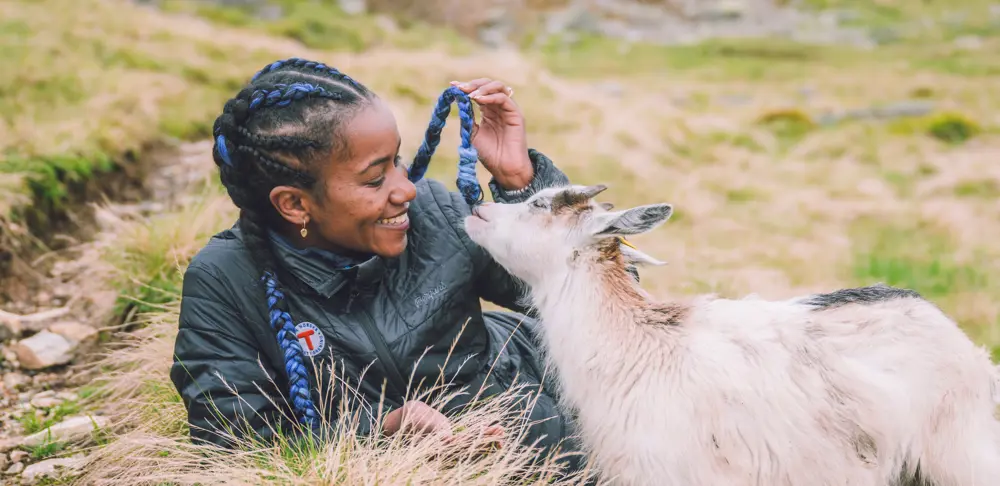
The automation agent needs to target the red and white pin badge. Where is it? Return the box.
[294,322,325,358]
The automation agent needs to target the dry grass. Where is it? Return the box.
[79,261,591,485]
[7,0,1000,481]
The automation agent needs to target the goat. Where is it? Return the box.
[464,184,1000,486]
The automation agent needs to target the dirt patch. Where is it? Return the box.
[0,141,177,305]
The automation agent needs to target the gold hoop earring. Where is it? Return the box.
[300,219,308,238]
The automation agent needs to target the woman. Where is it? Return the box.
[168,57,626,469]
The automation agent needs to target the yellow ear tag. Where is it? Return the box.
[617,236,638,250]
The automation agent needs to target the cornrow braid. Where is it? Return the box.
[210,58,375,429]
[251,57,368,95]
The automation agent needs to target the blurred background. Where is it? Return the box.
[0,0,998,480]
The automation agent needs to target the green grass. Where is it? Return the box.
[851,219,988,300]
[534,34,860,80]
[19,400,81,435]
[953,179,1000,198]
[160,0,472,54]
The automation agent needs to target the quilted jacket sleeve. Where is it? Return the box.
[170,262,307,448]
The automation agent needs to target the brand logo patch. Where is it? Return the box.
[414,282,447,307]
[294,322,325,358]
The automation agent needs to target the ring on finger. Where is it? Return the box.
[506,86,514,98]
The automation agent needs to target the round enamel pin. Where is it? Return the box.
[294,322,325,358]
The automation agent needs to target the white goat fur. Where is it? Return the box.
[464,185,1000,486]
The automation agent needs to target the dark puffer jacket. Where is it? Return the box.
[170,150,616,466]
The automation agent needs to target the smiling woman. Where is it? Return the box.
[168,57,607,476]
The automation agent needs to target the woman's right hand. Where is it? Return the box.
[382,400,451,437]
[381,400,505,449]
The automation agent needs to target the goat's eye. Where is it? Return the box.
[531,199,548,210]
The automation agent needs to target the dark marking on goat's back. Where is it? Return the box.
[892,461,936,486]
[802,283,922,310]
[852,432,878,466]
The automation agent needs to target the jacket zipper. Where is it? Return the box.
[347,289,410,398]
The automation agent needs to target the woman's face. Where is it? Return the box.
[307,98,417,258]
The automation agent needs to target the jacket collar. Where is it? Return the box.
[266,229,386,299]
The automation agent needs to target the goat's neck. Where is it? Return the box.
[531,257,653,346]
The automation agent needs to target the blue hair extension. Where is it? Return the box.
[216,134,233,166]
[408,85,483,206]
[247,83,342,112]
[261,272,319,429]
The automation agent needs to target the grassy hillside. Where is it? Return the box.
[2,0,998,482]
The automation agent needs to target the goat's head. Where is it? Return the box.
[464,184,673,285]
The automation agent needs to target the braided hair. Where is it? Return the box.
[212,58,375,429]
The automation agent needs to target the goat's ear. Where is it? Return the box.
[588,203,673,236]
[619,239,666,266]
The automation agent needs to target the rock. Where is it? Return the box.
[690,0,748,21]
[3,373,27,393]
[14,331,76,370]
[595,81,624,98]
[9,451,28,464]
[4,461,23,475]
[0,319,19,342]
[1,346,18,368]
[0,438,18,453]
[21,455,86,483]
[0,454,7,473]
[85,290,119,322]
[47,322,97,347]
[953,35,983,50]
[338,0,365,15]
[30,394,62,409]
[870,101,936,120]
[255,4,282,21]
[374,14,398,34]
[21,415,109,448]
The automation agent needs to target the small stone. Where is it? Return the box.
[0,438,18,453]
[374,15,398,34]
[55,391,77,402]
[4,461,24,475]
[14,331,76,370]
[47,322,97,347]
[85,291,119,322]
[9,450,28,463]
[21,415,109,448]
[595,81,624,97]
[690,0,747,21]
[21,455,86,483]
[338,0,365,15]
[1,345,18,362]
[3,373,27,393]
[36,292,52,306]
[30,394,62,409]
[0,454,7,473]
[0,319,20,342]
[953,35,983,50]
[255,4,282,21]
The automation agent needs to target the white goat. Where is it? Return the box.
[464,184,1000,486]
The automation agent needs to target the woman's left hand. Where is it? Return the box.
[451,78,533,190]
